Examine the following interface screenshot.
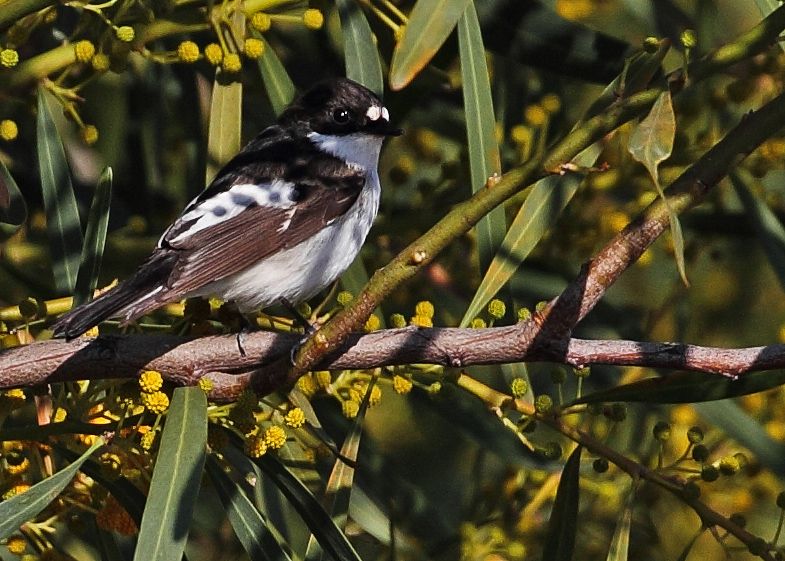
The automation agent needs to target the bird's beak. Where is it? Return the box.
[366,105,403,136]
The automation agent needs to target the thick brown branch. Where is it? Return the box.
[2,328,784,400]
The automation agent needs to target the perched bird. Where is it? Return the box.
[52,78,401,339]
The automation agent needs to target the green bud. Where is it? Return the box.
[692,444,709,462]
[516,307,531,322]
[510,377,529,399]
[592,458,609,473]
[682,481,701,500]
[642,36,660,53]
[701,465,719,482]
[487,299,506,320]
[680,28,697,49]
[535,394,553,414]
[652,421,671,441]
[574,366,591,378]
[687,426,704,444]
[719,455,740,476]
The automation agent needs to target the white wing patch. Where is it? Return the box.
[164,180,296,244]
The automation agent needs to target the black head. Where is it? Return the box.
[279,78,402,137]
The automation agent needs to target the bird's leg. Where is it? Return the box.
[280,298,319,365]
[235,313,255,358]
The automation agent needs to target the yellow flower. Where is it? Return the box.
[0,119,18,141]
[264,425,287,449]
[410,314,432,328]
[6,455,30,475]
[139,370,163,393]
[342,399,359,419]
[177,41,200,63]
[415,300,434,319]
[284,407,306,428]
[302,9,324,30]
[115,26,135,42]
[389,313,406,328]
[337,291,353,306]
[81,124,99,145]
[541,93,561,114]
[368,384,382,406]
[487,299,506,320]
[53,407,67,422]
[245,434,267,457]
[0,48,19,67]
[364,314,380,332]
[198,377,213,393]
[7,535,26,554]
[510,377,528,398]
[243,38,264,59]
[554,0,594,20]
[204,43,223,65]
[296,374,317,398]
[250,12,272,32]
[74,40,95,63]
[315,370,332,389]
[392,374,412,395]
[470,317,486,329]
[140,430,156,450]
[524,104,547,127]
[222,52,242,73]
[91,53,110,72]
[141,391,169,414]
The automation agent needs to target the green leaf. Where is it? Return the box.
[0,439,104,540]
[628,90,688,285]
[575,369,785,405]
[541,446,582,561]
[256,34,296,116]
[458,2,505,273]
[206,12,244,183]
[606,487,635,561]
[134,387,207,561]
[389,0,472,90]
[73,167,112,307]
[205,455,292,561]
[37,87,83,293]
[461,144,602,326]
[731,171,785,292]
[0,159,27,239]
[337,0,383,95]
[254,455,363,561]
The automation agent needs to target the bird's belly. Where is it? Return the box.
[196,182,379,311]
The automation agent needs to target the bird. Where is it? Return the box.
[51,77,401,339]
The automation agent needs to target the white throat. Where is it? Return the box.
[308,132,384,171]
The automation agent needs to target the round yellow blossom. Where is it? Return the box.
[177,40,200,63]
[140,430,156,450]
[342,399,359,419]
[7,535,26,554]
[264,425,287,449]
[53,407,67,422]
[487,299,506,320]
[2,389,24,404]
[470,317,486,329]
[222,53,242,73]
[680,29,697,49]
[517,307,531,321]
[510,124,531,146]
[389,313,406,328]
[0,119,17,141]
[141,391,169,414]
[337,291,353,306]
[6,456,30,475]
[1,48,19,67]
[524,104,547,127]
[115,26,135,42]
[198,377,213,393]
[91,53,110,72]
[368,384,382,406]
[96,495,137,535]
[3,483,30,499]
[245,434,268,458]
[510,377,528,398]
[410,314,432,328]
[302,9,324,30]
[392,374,412,394]
[415,300,435,318]
[296,373,317,398]
[74,40,95,63]
[250,12,272,32]
[315,370,332,389]
[139,370,163,393]
[204,43,223,66]
[541,93,561,114]
[243,38,264,59]
[554,0,594,19]
[364,314,380,332]
[81,124,99,145]
[284,407,306,428]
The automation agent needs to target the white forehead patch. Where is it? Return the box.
[381,107,389,121]
[366,105,382,121]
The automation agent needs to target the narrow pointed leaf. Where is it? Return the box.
[205,455,292,561]
[541,446,582,561]
[256,34,296,116]
[0,439,104,539]
[0,159,27,239]
[253,454,363,561]
[73,167,112,307]
[37,87,83,293]
[206,13,244,183]
[606,487,635,561]
[338,0,383,95]
[461,144,601,326]
[628,90,687,285]
[458,2,505,273]
[575,369,785,405]
[731,171,785,292]
[389,0,472,90]
[134,387,207,561]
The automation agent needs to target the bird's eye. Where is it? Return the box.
[332,108,352,124]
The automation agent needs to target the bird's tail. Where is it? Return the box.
[51,252,177,340]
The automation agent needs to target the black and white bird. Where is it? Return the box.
[52,78,401,339]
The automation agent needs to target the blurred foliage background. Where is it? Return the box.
[2,0,785,560]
